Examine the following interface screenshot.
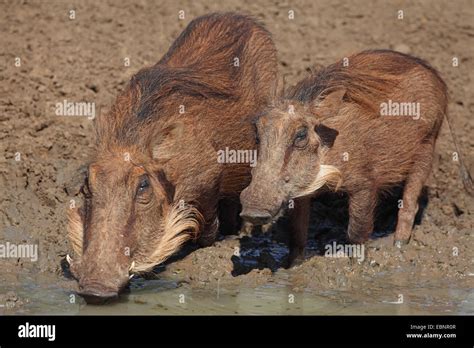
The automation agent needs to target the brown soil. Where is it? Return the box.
[0,0,473,313]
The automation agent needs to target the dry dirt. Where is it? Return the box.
[0,0,473,313]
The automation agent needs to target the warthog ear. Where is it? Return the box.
[313,88,346,118]
[151,122,185,162]
[315,123,339,148]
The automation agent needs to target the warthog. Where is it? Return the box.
[240,49,472,265]
[67,12,277,302]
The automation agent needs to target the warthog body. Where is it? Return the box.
[67,13,277,301]
[241,49,472,265]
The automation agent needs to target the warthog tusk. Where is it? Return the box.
[129,274,134,280]
[66,254,73,265]
[129,261,135,272]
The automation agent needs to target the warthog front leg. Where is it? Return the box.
[287,197,311,267]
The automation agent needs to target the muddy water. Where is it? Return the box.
[2,272,472,315]
[1,196,472,315]
[1,214,473,315]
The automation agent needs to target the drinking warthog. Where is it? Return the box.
[67,12,277,302]
[240,49,472,266]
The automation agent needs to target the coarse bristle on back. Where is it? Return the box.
[285,49,446,114]
[94,12,275,152]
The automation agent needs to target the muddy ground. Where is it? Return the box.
[0,0,473,314]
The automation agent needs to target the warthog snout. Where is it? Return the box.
[239,208,273,225]
[240,185,284,225]
[77,277,128,304]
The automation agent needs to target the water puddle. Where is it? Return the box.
[1,274,472,315]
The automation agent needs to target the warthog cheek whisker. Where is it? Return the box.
[295,164,342,198]
[131,202,204,273]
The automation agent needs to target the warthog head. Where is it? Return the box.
[240,90,345,225]
[67,148,203,303]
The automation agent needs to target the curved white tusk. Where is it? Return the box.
[129,274,134,280]
[129,261,135,272]
[66,254,73,265]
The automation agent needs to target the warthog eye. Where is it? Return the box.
[293,126,308,148]
[137,175,150,195]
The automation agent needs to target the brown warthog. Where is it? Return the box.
[67,13,277,302]
[240,49,473,266]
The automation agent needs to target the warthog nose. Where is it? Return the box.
[78,282,119,305]
[240,209,272,225]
